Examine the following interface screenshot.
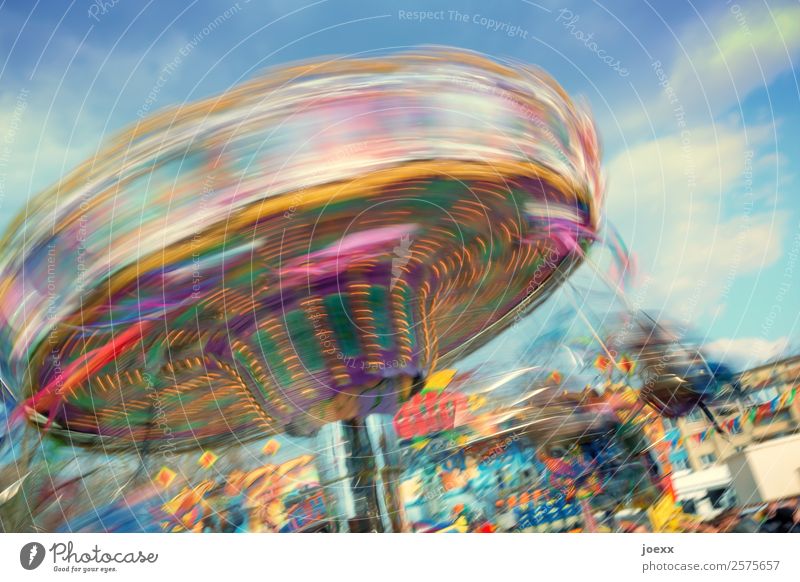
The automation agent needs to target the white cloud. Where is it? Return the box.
[615,3,800,138]
[704,336,790,369]
[0,91,94,220]
[669,3,800,116]
[605,120,787,324]
[0,31,191,233]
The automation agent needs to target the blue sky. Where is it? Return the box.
[0,0,798,369]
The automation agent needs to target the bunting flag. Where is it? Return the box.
[422,368,458,392]
[684,386,799,445]
[617,355,636,375]
[594,355,612,373]
[154,467,177,489]
[692,426,722,443]
[262,439,281,456]
[197,450,218,469]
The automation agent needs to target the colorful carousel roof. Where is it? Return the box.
[0,49,603,449]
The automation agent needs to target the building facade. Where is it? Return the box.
[665,355,800,513]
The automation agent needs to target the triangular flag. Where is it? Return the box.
[154,467,177,488]
[617,355,636,375]
[197,450,218,469]
[423,369,457,392]
[262,439,281,455]
[594,355,612,372]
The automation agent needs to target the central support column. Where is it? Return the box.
[341,417,384,532]
[316,376,418,532]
